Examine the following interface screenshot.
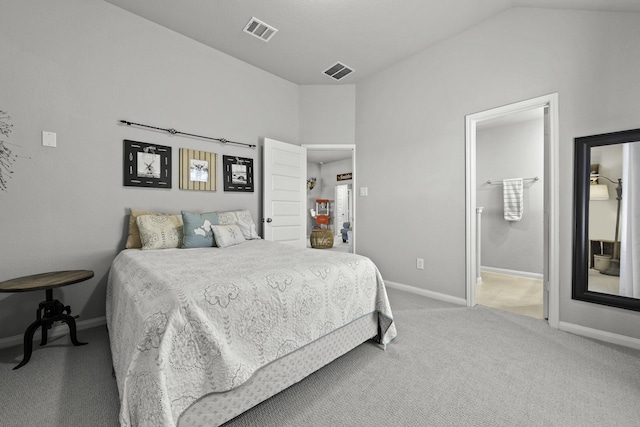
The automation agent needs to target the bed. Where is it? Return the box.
[106,234,396,426]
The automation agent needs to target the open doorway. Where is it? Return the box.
[465,94,559,329]
[303,144,355,253]
[474,108,545,319]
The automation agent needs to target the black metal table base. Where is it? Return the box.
[14,289,87,370]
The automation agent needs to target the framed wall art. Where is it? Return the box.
[223,155,254,192]
[179,148,216,191]
[123,140,172,188]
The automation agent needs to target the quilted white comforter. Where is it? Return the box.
[106,239,396,427]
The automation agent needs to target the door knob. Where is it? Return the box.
[266,218,273,223]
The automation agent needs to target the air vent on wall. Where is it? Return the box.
[243,17,278,42]
[323,62,354,81]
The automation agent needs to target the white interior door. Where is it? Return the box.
[263,138,307,247]
[335,184,349,234]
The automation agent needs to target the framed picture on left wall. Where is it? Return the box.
[123,140,172,188]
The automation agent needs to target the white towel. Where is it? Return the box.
[503,178,523,221]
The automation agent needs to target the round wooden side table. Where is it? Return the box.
[0,270,94,370]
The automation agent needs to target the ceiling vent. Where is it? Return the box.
[323,62,354,81]
[243,17,278,42]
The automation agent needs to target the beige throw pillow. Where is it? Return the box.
[125,209,170,249]
[136,214,184,250]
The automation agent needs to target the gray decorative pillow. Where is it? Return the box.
[217,210,260,240]
[136,214,184,250]
[211,224,246,248]
[181,211,219,248]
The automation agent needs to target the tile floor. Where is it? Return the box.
[475,271,544,319]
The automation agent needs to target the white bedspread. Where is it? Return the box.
[106,240,396,426]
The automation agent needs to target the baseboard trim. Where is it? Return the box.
[558,321,640,351]
[481,266,543,281]
[0,316,107,349]
[385,281,467,306]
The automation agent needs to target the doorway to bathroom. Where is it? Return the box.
[465,94,559,328]
[475,108,545,319]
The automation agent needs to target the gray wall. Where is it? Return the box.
[355,8,640,338]
[318,158,354,201]
[299,85,355,145]
[0,0,298,339]
[476,115,544,275]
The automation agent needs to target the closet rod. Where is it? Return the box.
[486,176,539,185]
[119,120,256,149]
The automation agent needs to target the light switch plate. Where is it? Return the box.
[359,187,368,197]
[42,131,57,147]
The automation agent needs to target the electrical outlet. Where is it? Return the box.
[416,258,424,270]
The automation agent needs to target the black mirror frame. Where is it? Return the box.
[572,127,640,312]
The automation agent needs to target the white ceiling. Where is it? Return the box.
[103,0,640,85]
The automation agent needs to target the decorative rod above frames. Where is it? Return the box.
[119,120,256,149]
[486,176,539,185]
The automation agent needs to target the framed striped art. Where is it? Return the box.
[179,148,216,191]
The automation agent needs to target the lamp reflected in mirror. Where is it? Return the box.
[590,175,622,276]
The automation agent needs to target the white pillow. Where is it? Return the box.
[217,210,260,240]
[211,224,246,248]
[136,214,184,250]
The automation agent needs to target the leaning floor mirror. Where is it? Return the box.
[573,128,640,311]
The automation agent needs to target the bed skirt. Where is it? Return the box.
[177,311,380,426]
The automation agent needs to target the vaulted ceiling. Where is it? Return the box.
[104,0,640,85]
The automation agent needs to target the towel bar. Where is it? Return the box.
[486,176,539,185]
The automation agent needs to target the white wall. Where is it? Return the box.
[476,114,544,275]
[0,0,298,339]
[356,8,640,338]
